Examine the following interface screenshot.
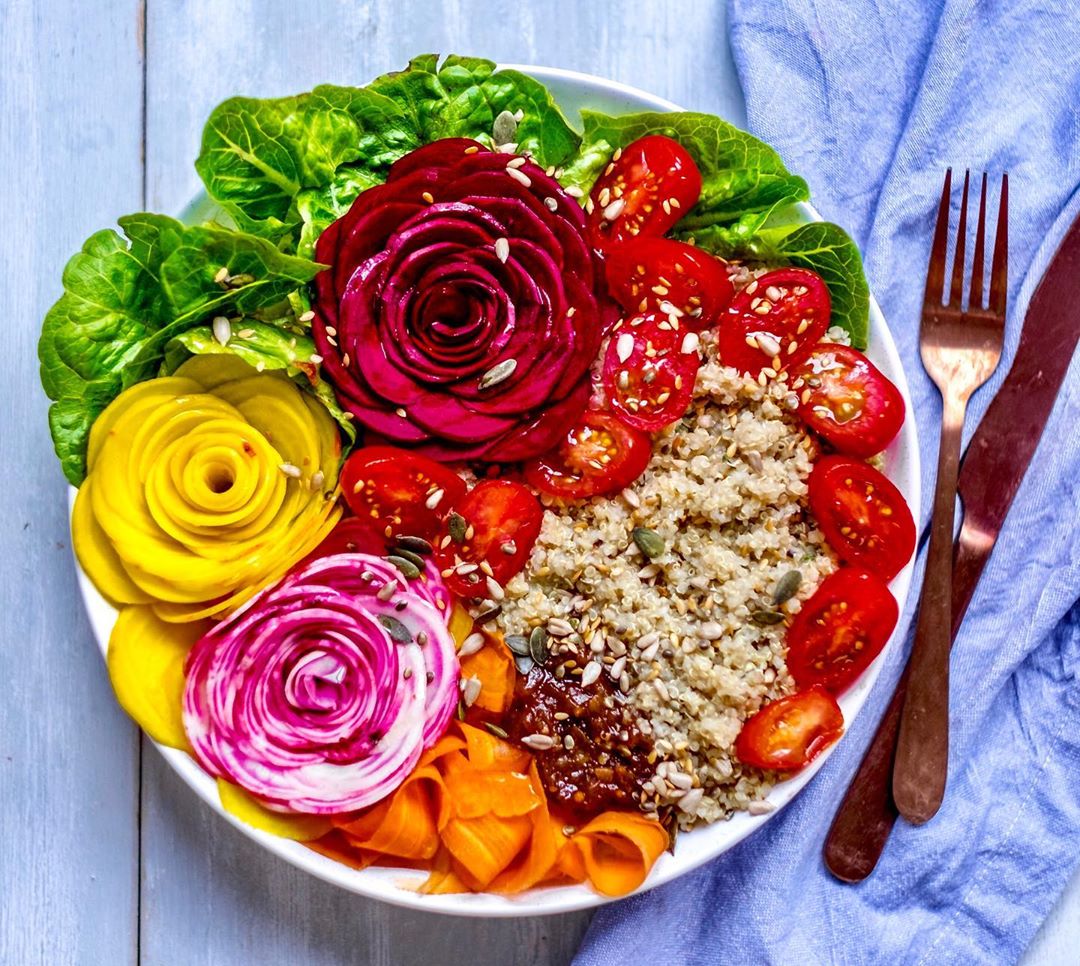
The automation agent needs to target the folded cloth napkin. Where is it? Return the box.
[575,1,1080,963]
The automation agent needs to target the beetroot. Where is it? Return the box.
[312,139,612,461]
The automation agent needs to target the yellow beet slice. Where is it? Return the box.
[217,780,333,841]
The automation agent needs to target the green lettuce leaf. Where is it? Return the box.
[688,218,870,348]
[562,110,809,226]
[196,55,581,251]
[162,320,356,444]
[38,213,322,483]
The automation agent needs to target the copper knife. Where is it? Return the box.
[824,206,1080,883]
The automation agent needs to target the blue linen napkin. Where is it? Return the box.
[575,2,1080,963]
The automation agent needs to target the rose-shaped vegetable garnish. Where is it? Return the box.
[183,553,460,813]
[312,138,614,461]
[72,356,341,622]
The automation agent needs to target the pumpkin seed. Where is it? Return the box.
[483,721,509,739]
[492,109,518,145]
[448,512,467,544]
[395,535,433,555]
[391,548,426,571]
[513,653,535,675]
[772,569,802,605]
[226,272,255,287]
[505,634,531,656]
[377,615,412,643]
[529,625,549,665]
[751,610,786,626]
[386,555,421,579]
[632,527,665,559]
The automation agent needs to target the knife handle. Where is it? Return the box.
[823,518,991,882]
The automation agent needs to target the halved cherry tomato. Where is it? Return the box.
[786,567,899,694]
[601,312,700,431]
[524,411,652,499]
[299,516,386,567]
[604,237,734,330]
[794,344,905,457]
[433,480,543,598]
[340,446,467,542]
[809,456,915,581]
[735,687,844,772]
[718,268,830,377]
[587,135,702,252]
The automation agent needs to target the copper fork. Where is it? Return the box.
[893,170,1009,824]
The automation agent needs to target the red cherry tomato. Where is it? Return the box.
[587,135,702,252]
[786,567,899,695]
[524,411,652,500]
[601,312,701,432]
[809,456,915,581]
[718,268,831,377]
[340,446,467,542]
[794,344,905,457]
[299,516,386,566]
[735,687,844,772]
[603,237,734,330]
[433,479,543,598]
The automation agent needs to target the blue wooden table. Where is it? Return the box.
[2,1,1077,963]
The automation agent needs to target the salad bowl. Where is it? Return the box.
[70,64,920,916]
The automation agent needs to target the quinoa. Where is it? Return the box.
[495,332,837,828]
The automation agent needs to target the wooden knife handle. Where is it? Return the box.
[823,523,989,882]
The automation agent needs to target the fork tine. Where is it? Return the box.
[948,170,970,308]
[925,168,952,309]
[989,173,1009,318]
[969,173,988,309]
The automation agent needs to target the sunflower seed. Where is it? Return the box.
[513,652,535,675]
[211,316,232,346]
[772,569,803,605]
[425,488,445,510]
[747,799,776,816]
[485,575,505,601]
[506,634,531,657]
[506,167,532,187]
[492,109,518,145]
[506,156,527,169]
[632,527,665,559]
[609,656,626,680]
[755,333,781,358]
[298,309,315,323]
[494,237,510,263]
[544,196,558,211]
[455,562,479,575]
[386,555,421,579]
[213,266,230,284]
[479,358,517,390]
[309,471,325,491]
[616,332,635,363]
[752,610,786,626]
[522,733,555,750]
[376,582,397,602]
[603,198,625,221]
[546,617,574,637]
[377,615,412,643]
[448,512,467,543]
[459,633,486,658]
[580,661,602,687]
[461,676,482,707]
[396,535,433,555]
[680,331,700,354]
[501,540,517,555]
[278,462,302,479]
[529,626,549,664]
[564,185,584,198]
[677,787,704,814]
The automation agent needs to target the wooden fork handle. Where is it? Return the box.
[893,392,967,824]
[824,521,994,881]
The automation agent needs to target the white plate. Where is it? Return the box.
[72,65,920,917]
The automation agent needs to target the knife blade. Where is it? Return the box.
[824,206,1080,883]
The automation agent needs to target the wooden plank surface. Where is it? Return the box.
[4,0,1079,963]
[0,2,144,965]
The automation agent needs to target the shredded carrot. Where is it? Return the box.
[459,636,516,715]
[309,721,668,897]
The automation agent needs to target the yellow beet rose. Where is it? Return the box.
[73,357,341,622]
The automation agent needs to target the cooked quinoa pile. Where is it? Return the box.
[496,333,839,827]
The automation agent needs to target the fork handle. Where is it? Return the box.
[893,391,966,824]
